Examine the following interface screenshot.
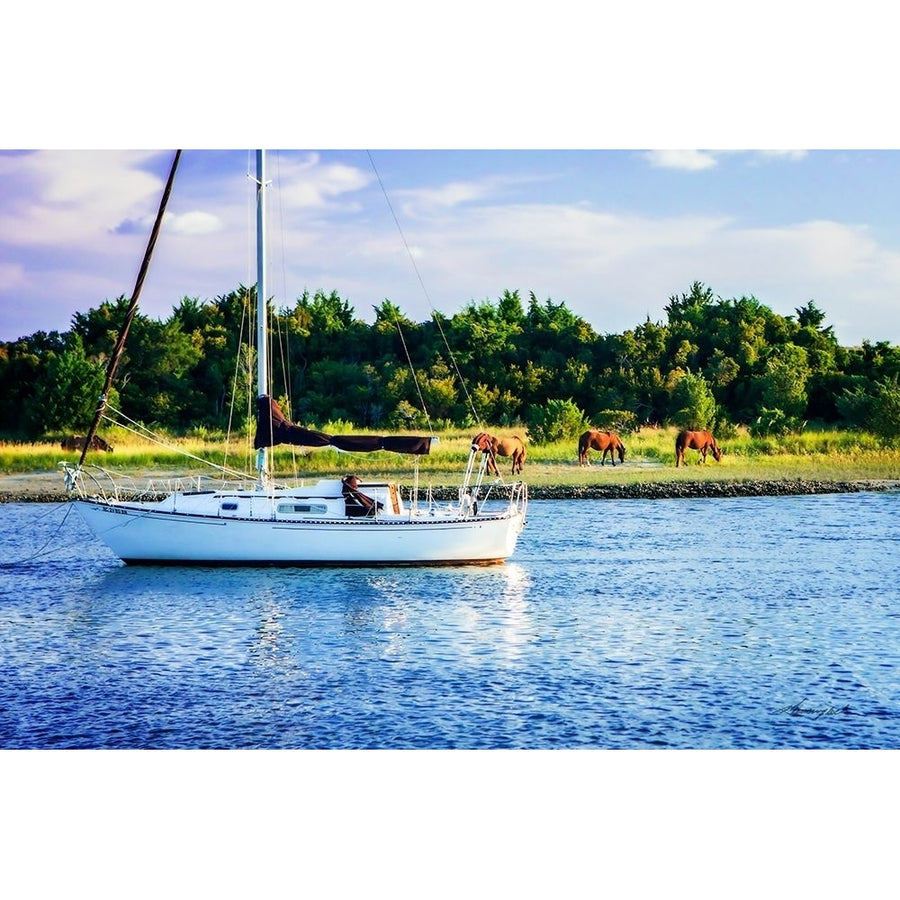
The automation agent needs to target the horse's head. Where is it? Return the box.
[711,442,723,462]
[472,432,493,452]
[617,442,626,463]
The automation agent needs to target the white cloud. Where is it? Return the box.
[642,149,808,170]
[0,150,168,247]
[275,152,371,208]
[311,198,900,345]
[642,150,719,170]
[396,175,534,215]
[0,261,26,292]
[758,149,808,161]
[166,211,223,236]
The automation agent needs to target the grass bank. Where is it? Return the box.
[3,426,900,489]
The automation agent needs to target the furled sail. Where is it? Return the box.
[254,395,432,455]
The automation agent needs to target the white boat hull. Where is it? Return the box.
[72,493,525,566]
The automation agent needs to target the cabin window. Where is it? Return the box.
[277,503,328,515]
[220,501,239,511]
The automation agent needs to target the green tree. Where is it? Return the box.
[28,334,115,435]
[837,374,900,443]
[794,300,828,329]
[116,316,203,427]
[668,370,718,430]
[758,344,811,419]
[0,332,67,434]
[171,295,239,425]
[297,360,386,427]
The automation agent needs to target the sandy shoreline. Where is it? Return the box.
[2,469,897,503]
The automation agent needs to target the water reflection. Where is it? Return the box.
[249,593,286,669]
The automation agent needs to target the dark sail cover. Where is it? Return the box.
[254,396,432,455]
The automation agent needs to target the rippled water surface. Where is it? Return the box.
[2,493,899,748]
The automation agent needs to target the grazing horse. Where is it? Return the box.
[577,430,626,466]
[61,434,114,452]
[675,429,722,467]
[472,431,526,476]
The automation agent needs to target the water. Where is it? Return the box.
[2,492,899,748]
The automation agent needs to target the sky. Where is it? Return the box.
[3,147,900,347]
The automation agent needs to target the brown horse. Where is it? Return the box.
[675,429,722,466]
[578,430,626,466]
[472,432,526,475]
[60,434,114,452]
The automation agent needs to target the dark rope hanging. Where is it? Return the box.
[77,149,182,470]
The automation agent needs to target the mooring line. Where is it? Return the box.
[0,502,76,567]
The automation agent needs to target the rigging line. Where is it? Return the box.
[225,290,253,473]
[270,150,293,413]
[394,317,433,434]
[242,152,267,462]
[102,404,250,480]
[430,306,483,429]
[79,149,182,470]
[0,503,76,567]
[365,150,483,429]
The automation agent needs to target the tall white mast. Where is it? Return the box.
[255,149,269,484]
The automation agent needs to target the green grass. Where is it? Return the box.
[3,425,900,485]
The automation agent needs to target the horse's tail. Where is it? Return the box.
[674,430,686,467]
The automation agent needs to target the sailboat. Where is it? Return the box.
[61,151,527,565]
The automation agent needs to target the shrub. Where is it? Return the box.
[591,409,638,433]
[749,408,805,437]
[525,398,587,445]
[839,375,900,444]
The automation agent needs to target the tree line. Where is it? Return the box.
[2,281,900,443]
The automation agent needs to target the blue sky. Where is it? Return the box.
[3,148,899,347]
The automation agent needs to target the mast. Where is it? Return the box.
[255,150,269,485]
[77,150,181,471]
